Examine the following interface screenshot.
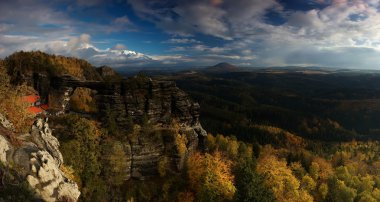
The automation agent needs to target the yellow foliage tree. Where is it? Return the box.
[187,151,236,201]
[257,152,313,202]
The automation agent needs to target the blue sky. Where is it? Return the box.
[2,0,380,69]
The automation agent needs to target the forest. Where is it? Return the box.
[167,69,380,142]
[0,52,380,202]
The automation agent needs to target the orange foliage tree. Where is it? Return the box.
[0,63,35,133]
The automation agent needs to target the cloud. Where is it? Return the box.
[2,0,380,69]
[0,33,156,67]
[163,38,201,44]
[113,16,132,25]
[126,0,380,68]
[128,0,279,40]
[128,0,231,39]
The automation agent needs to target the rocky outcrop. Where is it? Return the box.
[0,135,9,163]
[26,151,80,202]
[0,117,80,201]
[30,118,64,167]
[0,113,14,131]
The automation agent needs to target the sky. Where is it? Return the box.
[1,0,380,69]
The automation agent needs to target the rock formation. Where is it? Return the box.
[0,135,9,163]
[30,118,64,167]
[0,114,80,201]
[0,113,14,131]
[95,77,207,178]
[26,150,80,202]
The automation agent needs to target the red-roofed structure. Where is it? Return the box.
[23,95,40,103]
[22,95,47,115]
[28,106,43,114]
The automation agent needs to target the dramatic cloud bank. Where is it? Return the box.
[2,0,380,69]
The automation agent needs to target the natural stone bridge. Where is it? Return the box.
[33,73,202,127]
[51,75,121,95]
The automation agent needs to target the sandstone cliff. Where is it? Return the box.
[0,116,80,201]
[2,51,208,200]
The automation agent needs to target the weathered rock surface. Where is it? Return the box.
[26,151,80,202]
[30,118,64,167]
[95,78,206,131]
[0,135,10,164]
[94,78,207,179]
[0,119,80,201]
[0,113,14,131]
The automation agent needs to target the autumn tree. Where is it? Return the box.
[0,63,35,133]
[257,151,313,202]
[234,157,274,202]
[187,151,236,201]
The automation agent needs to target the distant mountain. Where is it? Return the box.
[204,62,240,72]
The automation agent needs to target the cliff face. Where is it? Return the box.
[46,75,207,179]
[98,77,204,130]
[83,76,207,178]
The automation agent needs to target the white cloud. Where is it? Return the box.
[129,0,279,40]
[163,38,201,44]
